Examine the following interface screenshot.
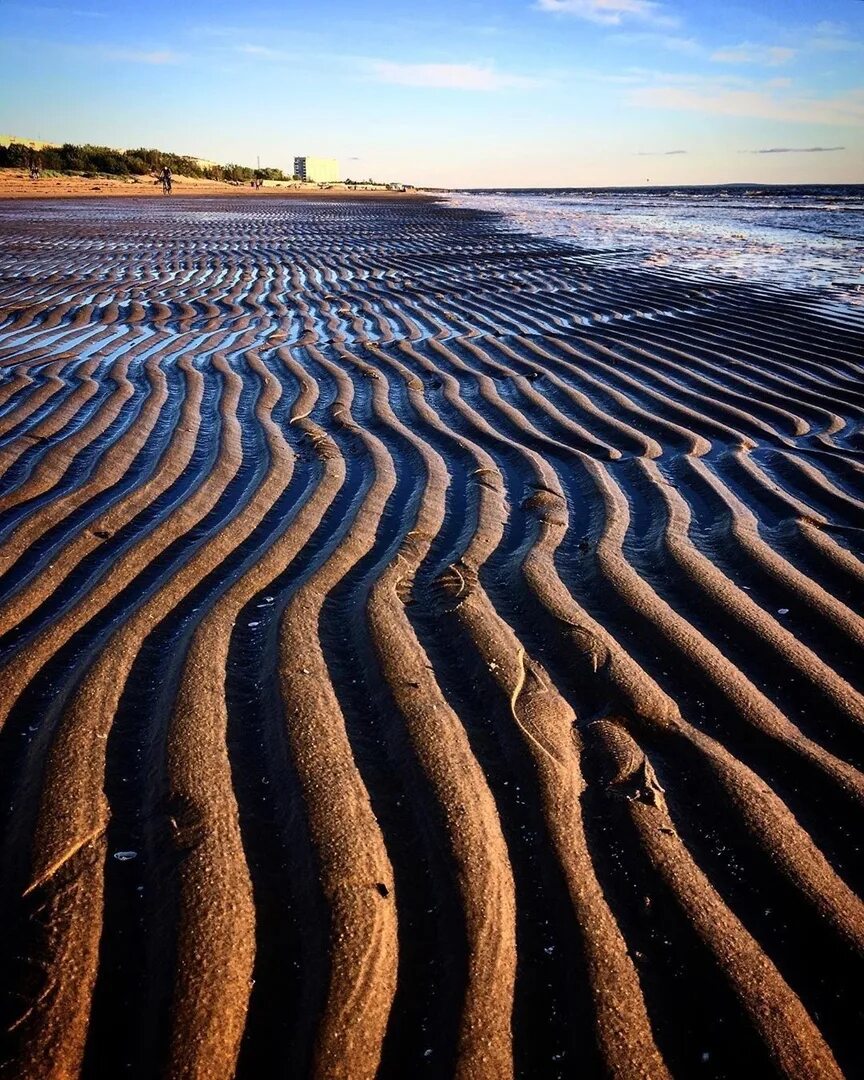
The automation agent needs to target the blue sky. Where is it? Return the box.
[1,0,863,186]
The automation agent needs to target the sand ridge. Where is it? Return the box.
[0,196,862,1078]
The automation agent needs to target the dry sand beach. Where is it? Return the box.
[0,194,862,1079]
[0,171,418,200]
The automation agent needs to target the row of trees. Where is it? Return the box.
[0,142,291,182]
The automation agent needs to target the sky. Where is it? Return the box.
[1,0,863,187]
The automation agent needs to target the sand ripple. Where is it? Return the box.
[0,197,862,1079]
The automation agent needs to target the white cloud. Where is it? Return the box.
[189,24,250,38]
[5,3,105,13]
[611,31,701,53]
[233,43,298,59]
[711,43,796,66]
[815,21,846,36]
[534,0,678,28]
[104,48,181,64]
[623,68,752,88]
[811,22,862,53]
[628,83,864,126]
[368,61,544,91]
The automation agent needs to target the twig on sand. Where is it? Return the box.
[510,647,559,769]
[510,647,527,724]
[450,563,466,599]
[23,824,107,897]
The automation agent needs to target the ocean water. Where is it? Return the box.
[447,185,864,312]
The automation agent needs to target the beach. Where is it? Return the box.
[0,193,862,1079]
[0,170,420,200]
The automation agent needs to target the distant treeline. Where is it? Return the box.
[0,142,292,182]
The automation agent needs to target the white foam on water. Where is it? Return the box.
[447,186,864,312]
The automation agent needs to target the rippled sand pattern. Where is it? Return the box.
[0,197,862,1079]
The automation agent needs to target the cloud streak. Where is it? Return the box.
[103,48,181,64]
[811,21,863,53]
[235,44,286,58]
[746,146,845,154]
[612,32,701,54]
[368,60,544,90]
[628,84,864,126]
[5,3,105,14]
[636,148,687,155]
[534,0,677,28]
[711,43,796,66]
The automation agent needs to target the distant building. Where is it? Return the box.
[0,135,59,150]
[294,156,339,183]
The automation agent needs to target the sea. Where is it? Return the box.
[447,185,864,314]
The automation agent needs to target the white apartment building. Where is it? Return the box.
[293,156,340,183]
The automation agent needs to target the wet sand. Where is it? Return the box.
[0,195,862,1079]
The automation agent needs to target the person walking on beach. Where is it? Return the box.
[160,166,173,195]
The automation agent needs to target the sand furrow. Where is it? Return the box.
[341,346,518,1078]
[590,720,842,1078]
[434,476,669,1077]
[2,350,312,1077]
[0,350,242,726]
[272,348,408,1079]
[0,353,169,571]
